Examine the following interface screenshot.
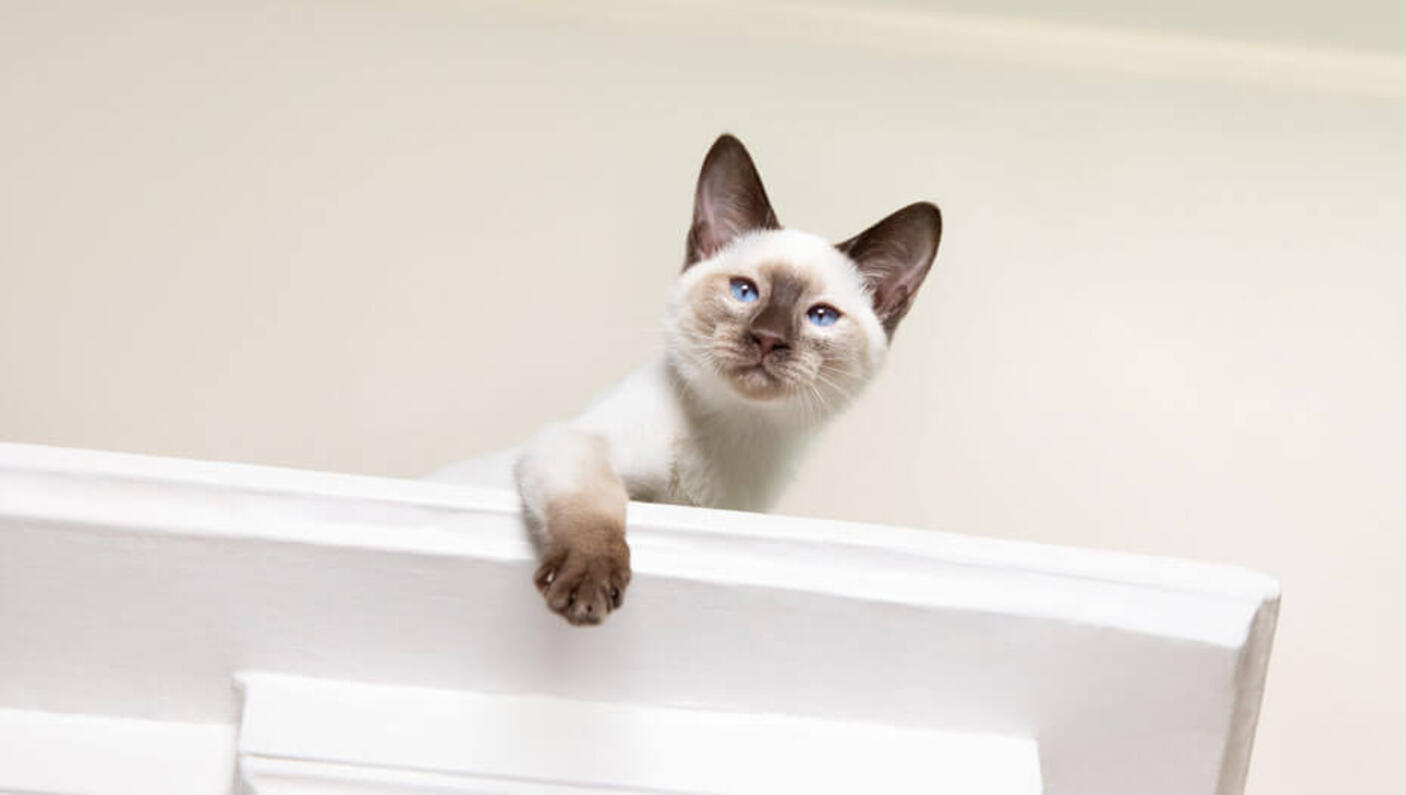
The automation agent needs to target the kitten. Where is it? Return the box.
[430,134,941,625]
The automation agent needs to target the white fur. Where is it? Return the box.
[427,229,890,520]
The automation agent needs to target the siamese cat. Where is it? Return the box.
[431,134,941,625]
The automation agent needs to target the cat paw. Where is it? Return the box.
[534,536,631,626]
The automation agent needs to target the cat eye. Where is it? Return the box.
[729,277,759,303]
[806,304,841,327]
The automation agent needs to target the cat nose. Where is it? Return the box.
[749,328,789,356]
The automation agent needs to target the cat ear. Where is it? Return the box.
[684,134,781,269]
[836,202,942,338]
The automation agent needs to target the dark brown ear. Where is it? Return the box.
[684,134,780,269]
[836,202,942,338]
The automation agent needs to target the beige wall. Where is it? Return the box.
[2,2,1403,792]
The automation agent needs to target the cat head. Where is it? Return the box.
[665,134,941,417]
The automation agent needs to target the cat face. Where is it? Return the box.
[668,230,887,410]
[665,135,941,416]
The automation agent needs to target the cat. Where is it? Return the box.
[430,134,941,625]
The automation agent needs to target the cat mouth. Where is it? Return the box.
[726,359,791,398]
[732,354,787,377]
[735,362,777,380]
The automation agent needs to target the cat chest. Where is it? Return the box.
[667,434,795,512]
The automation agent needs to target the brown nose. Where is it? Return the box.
[749,328,789,356]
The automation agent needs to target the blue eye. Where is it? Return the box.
[807,304,841,327]
[730,277,759,303]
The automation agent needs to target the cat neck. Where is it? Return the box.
[661,356,823,511]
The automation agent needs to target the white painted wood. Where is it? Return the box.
[241,759,612,795]
[0,707,236,795]
[236,673,1041,794]
[0,442,1278,794]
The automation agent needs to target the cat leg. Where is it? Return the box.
[515,423,631,625]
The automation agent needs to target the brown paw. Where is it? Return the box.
[534,536,631,626]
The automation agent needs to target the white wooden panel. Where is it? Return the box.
[0,707,235,795]
[0,443,1278,794]
[237,673,1041,794]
